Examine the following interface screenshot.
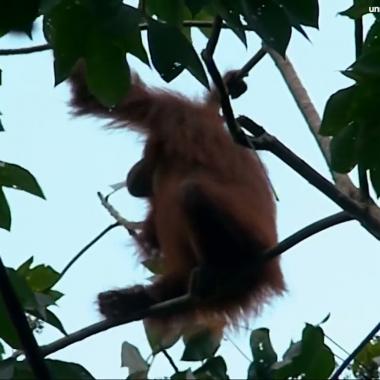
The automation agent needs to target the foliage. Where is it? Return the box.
[0,0,380,379]
[320,1,380,196]
[352,337,380,379]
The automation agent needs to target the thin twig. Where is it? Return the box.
[265,211,354,260]
[97,192,144,234]
[330,322,380,380]
[224,335,251,362]
[161,349,179,373]
[56,223,120,283]
[0,257,52,379]
[236,48,267,80]
[0,43,52,55]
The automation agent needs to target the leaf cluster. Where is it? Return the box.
[321,3,380,196]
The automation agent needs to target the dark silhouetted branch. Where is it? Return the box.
[57,223,120,284]
[238,115,380,241]
[331,321,380,380]
[265,211,354,260]
[201,17,247,145]
[40,294,194,357]
[0,257,52,379]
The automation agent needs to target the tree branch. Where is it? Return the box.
[203,16,223,59]
[265,211,353,260]
[0,257,52,379]
[97,192,144,234]
[238,115,380,240]
[201,17,247,145]
[235,48,267,81]
[40,294,194,357]
[161,349,179,373]
[330,322,380,380]
[56,223,120,284]
[37,209,353,358]
[354,17,370,201]
[264,46,359,198]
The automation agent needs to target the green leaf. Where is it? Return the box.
[185,0,210,17]
[144,318,181,354]
[44,309,68,336]
[43,0,91,84]
[0,269,38,348]
[24,264,60,292]
[33,292,55,317]
[352,337,380,378]
[320,86,358,136]
[182,327,222,361]
[121,341,149,378]
[300,324,335,379]
[46,359,96,379]
[0,161,45,199]
[39,0,62,14]
[192,8,214,39]
[271,324,335,380]
[277,0,319,28]
[248,328,277,379]
[330,122,359,173]
[271,342,302,379]
[7,269,37,309]
[340,0,374,18]
[45,289,64,303]
[193,356,228,379]
[12,359,95,379]
[0,118,4,132]
[83,34,131,107]
[242,0,291,56]
[0,187,11,231]
[45,0,148,86]
[0,0,39,36]
[318,313,331,325]
[213,0,247,46]
[104,4,149,65]
[349,48,380,82]
[147,0,187,26]
[17,256,34,277]
[147,18,208,86]
[363,20,380,52]
[28,295,67,335]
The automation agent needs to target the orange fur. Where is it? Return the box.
[69,65,285,331]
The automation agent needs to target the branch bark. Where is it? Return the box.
[265,46,359,199]
[38,210,354,358]
[238,115,380,241]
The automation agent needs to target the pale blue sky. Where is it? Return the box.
[1,1,380,378]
